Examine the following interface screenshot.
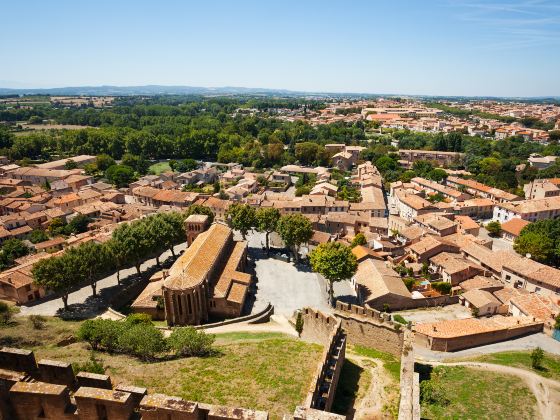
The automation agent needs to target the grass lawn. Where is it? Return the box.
[421,366,537,420]
[149,161,171,175]
[467,350,560,382]
[1,318,321,419]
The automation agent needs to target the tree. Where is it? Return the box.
[32,250,82,311]
[1,238,31,263]
[276,214,313,262]
[309,242,357,306]
[159,212,187,257]
[485,221,502,237]
[514,231,554,264]
[96,154,116,171]
[256,208,280,250]
[117,323,167,361]
[226,203,256,240]
[350,233,367,248]
[65,214,91,235]
[48,218,66,235]
[105,164,136,188]
[184,204,215,225]
[75,241,112,297]
[295,312,304,337]
[167,326,215,357]
[531,347,544,370]
[28,229,49,244]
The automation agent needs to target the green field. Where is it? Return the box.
[467,350,560,381]
[148,161,172,175]
[1,317,321,419]
[420,365,537,419]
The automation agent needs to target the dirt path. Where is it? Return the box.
[345,352,397,420]
[427,361,560,420]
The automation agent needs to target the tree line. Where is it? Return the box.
[32,211,187,310]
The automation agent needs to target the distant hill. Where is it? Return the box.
[0,85,558,101]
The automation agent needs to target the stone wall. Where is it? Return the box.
[334,302,405,357]
[0,346,269,420]
[300,309,346,412]
[397,331,420,420]
[367,294,460,312]
[0,345,344,420]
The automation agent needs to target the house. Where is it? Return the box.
[528,154,558,170]
[500,218,530,242]
[523,179,560,200]
[459,275,504,293]
[398,150,464,167]
[352,259,412,310]
[394,190,435,222]
[446,176,520,203]
[501,256,560,297]
[407,235,460,263]
[453,198,495,219]
[493,196,560,223]
[36,155,96,170]
[509,293,559,326]
[460,289,503,316]
[429,252,483,286]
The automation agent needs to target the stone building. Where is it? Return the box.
[162,222,251,326]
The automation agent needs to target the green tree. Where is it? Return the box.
[276,214,313,262]
[226,203,256,240]
[350,233,367,248]
[96,154,116,171]
[75,241,113,297]
[184,204,215,225]
[531,347,544,370]
[256,208,281,250]
[309,242,357,306]
[514,231,554,263]
[0,301,15,325]
[105,164,136,188]
[117,323,167,361]
[0,238,31,263]
[295,311,304,337]
[32,249,83,311]
[28,229,49,244]
[65,214,91,235]
[485,221,502,237]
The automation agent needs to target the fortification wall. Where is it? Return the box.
[397,331,419,420]
[0,346,269,420]
[334,302,405,357]
[299,309,346,412]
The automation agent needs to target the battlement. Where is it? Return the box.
[335,301,392,323]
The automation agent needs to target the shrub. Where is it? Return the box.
[531,347,544,370]
[73,353,105,375]
[29,315,46,330]
[117,323,167,361]
[431,281,452,295]
[77,319,124,352]
[403,277,415,291]
[420,380,450,406]
[0,301,15,325]
[124,313,153,326]
[168,326,215,357]
[393,314,407,325]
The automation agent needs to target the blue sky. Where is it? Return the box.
[1,0,559,96]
